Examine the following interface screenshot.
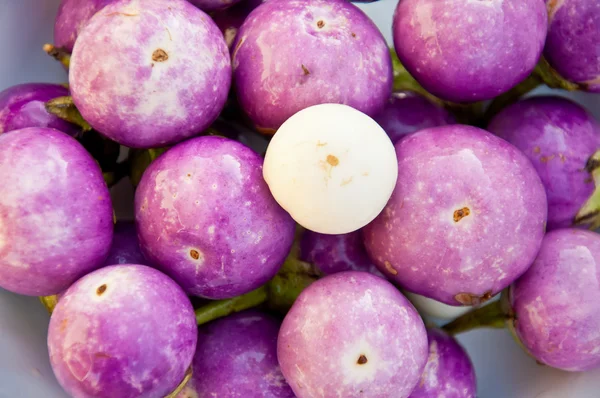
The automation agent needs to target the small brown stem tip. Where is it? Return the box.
[43,43,71,69]
[152,49,169,62]
[96,284,107,296]
[301,64,310,76]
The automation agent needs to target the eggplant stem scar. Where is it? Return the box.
[453,207,471,222]
[326,154,339,166]
[152,49,169,62]
[96,284,107,296]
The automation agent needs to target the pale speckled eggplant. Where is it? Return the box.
[510,229,600,372]
[0,83,79,136]
[135,135,295,299]
[393,0,547,102]
[373,91,455,144]
[363,125,548,306]
[545,0,600,92]
[48,264,198,398]
[409,328,476,398]
[187,0,243,12]
[300,229,384,277]
[177,310,294,398]
[103,221,147,266]
[0,128,113,296]
[69,0,231,148]
[232,0,392,133]
[488,96,600,230]
[54,0,116,53]
[211,0,266,50]
[278,271,428,398]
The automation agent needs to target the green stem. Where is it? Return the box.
[39,295,59,314]
[533,57,580,92]
[195,286,269,326]
[164,366,193,398]
[575,150,600,229]
[194,228,321,325]
[193,258,320,325]
[266,264,317,313]
[45,96,92,132]
[484,74,542,124]
[442,299,509,335]
[43,43,71,69]
[390,48,441,105]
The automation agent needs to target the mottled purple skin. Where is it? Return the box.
[188,0,243,12]
[278,271,428,398]
[374,91,455,144]
[177,311,294,398]
[300,229,384,277]
[135,136,295,299]
[54,0,116,53]
[48,264,197,397]
[409,329,476,398]
[0,128,113,296]
[0,83,79,136]
[103,221,147,266]
[510,229,600,372]
[545,0,600,92]
[364,125,548,306]
[212,0,266,50]
[70,0,231,148]
[393,0,547,102]
[233,0,392,132]
[488,96,600,231]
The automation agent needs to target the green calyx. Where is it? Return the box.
[194,227,321,326]
[390,48,439,104]
[266,247,321,314]
[193,259,319,327]
[533,57,580,92]
[164,366,193,398]
[39,295,59,314]
[45,96,91,132]
[575,150,600,229]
